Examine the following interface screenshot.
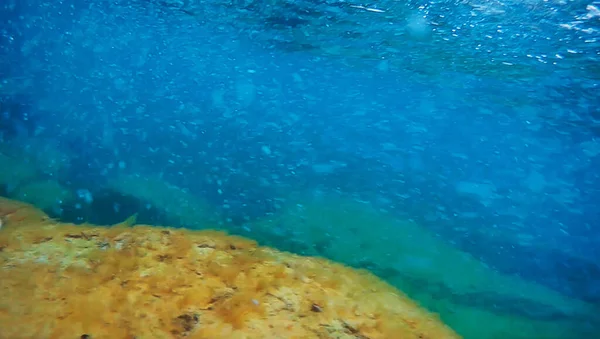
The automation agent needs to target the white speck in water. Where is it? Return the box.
[261,145,272,155]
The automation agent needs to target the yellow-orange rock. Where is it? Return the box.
[0,197,459,339]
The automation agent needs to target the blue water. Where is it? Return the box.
[1,0,599,337]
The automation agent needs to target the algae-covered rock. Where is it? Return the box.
[0,197,459,339]
[109,174,221,229]
[250,194,600,339]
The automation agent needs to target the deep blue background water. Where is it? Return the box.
[1,0,599,308]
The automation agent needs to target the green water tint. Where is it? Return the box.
[108,174,221,229]
[13,180,73,211]
[0,142,73,211]
[0,152,37,187]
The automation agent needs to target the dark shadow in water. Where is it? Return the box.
[51,189,171,227]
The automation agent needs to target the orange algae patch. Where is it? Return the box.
[0,197,460,339]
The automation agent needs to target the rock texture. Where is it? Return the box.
[0,197,459,339]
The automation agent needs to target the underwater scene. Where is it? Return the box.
[1,0,599,338]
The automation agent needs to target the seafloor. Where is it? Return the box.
[1,143,599,339]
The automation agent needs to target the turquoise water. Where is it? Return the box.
[1,1,599,338]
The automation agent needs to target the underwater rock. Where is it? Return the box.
[0,197,458,339]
